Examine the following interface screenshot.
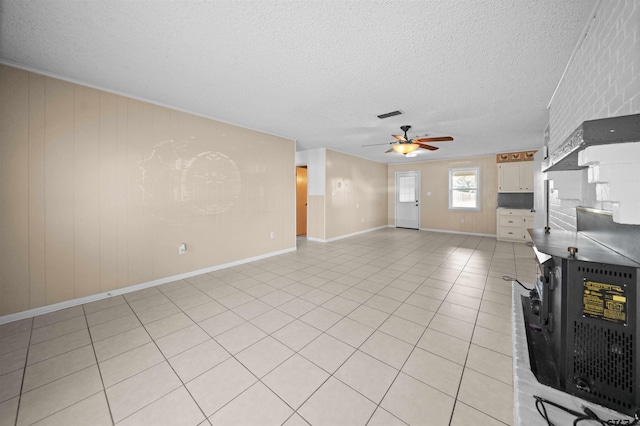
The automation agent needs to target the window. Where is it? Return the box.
[398,176,416,202]
[449,167,480,211]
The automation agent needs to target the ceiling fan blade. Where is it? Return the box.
[385,147,395,153]
[417,143,439,151]
[362,142,394,147]
[413,136,453,143]
[392,134,407,142]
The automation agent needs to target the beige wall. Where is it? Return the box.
[325,150,388,240]
[306,195,326,240]
[0,65,295,316]
[388,156,498,235]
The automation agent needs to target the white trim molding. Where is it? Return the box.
[0,247,296,325]
[306,225,388,243]
[420,228,496,238]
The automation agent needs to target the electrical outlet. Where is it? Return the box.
[460,219,465,223]
[178,243,186,254]
[270,232,275,239]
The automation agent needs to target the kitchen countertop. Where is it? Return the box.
[528,228,640,267]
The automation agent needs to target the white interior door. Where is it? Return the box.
[395,171,420,229]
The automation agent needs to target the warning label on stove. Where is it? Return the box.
[582,280,627,324]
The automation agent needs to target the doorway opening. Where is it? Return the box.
[296,166,308,236]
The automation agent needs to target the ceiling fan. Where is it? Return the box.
[363,125,453,155]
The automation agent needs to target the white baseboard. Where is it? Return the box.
[305,236,325,242]
[419,227,497,238]
[306,225,389,243]
[0,246,296,325]
[308,225,495,242]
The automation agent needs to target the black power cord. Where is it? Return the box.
[502,275,534,292]
[534,395,640,426]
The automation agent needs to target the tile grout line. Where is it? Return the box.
[379,238,485,426]
[12,318,33,426]
[450,239,528,425]
[333,234,483,424]
[4,230,535,426]
[81,304,116,426]
[260,237,507,425]
[16,313,110,426]
[115,285,211,425]
[447,242,510,426]
[208,247,410,423]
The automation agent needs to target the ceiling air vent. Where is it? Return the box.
[377,110,402,119]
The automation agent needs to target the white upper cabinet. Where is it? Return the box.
[498,163,521,192]
[498,162,534,193]
[521,162,534,192]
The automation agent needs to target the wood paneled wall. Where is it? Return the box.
[388,156,498,235]
[0,65,295,316]
[306,195,326,240]
[325,150,388,240]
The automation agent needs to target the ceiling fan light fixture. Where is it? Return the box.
[392,143,419,154]
[404,152,418,157]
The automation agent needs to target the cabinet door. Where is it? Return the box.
[498,227,522,240]
[524,216,534,241]
[521,162,534,191]
[498,163,522,192]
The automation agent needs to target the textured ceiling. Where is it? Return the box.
[0,0,596,163]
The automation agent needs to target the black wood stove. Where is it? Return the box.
[524,213,640,417]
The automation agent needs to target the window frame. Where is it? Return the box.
[448,166,481,211]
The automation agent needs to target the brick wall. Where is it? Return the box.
[547,0,640,230]
[547,169,599,231]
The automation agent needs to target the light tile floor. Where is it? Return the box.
[0,228,537,426]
